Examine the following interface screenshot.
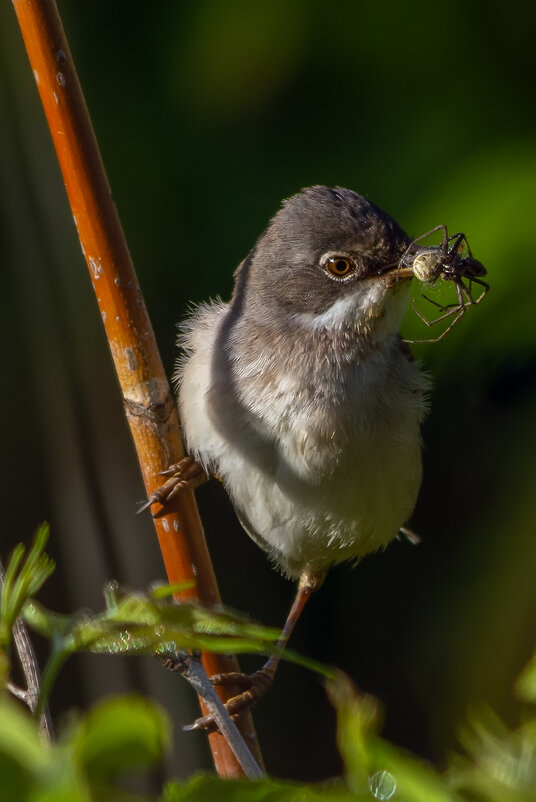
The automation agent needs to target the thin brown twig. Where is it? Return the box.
[0,562,53,740]
[159,653,264,780]
[11,617,54,741]
[11,0,263,776]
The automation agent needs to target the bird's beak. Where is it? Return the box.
[378,263,414,289]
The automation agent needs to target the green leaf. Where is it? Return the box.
[24,583,331,717]
[452,708,536,801]
[0,524,55,646]
[0,693,169,801]
[326,672,459,801]
[24,585,331,675]
[515,652,536,704]
[0,545,25,643]
[163,774,360,801]
[151,581,196,599]
[22,601,74,641]
[21,524,55,598]
[0,694,50,771]
[76,592,282,656]
[0,753,34,801]
[326,671,382,791]
[74,695,170,781]
[365,738,459,802]
[0,648,10,689]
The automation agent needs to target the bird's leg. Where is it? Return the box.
[137,455,209,514]
[183,567,325,733]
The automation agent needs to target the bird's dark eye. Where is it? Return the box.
[325,256,354,278]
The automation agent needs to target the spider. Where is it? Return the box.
[399,224,489,343]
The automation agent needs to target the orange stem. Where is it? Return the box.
[12,0,262,777]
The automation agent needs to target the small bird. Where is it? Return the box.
[145,186,429,727]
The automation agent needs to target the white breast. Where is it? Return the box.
[176,300,428,579]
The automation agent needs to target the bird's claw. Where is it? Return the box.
[137,456,208,514]
[184,667,276,733]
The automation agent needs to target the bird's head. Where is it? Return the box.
[233,186,414,344]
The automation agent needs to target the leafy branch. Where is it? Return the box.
[0,524,54,738]
[1,527,536,799]
[0,528,328,778]
[0,525,54,646]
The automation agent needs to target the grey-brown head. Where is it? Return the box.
[232,186,412,342]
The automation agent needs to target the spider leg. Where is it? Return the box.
[408,295,458,326]
[421,293,460,312]
[447,275,486,308]
[414,295,464,327]
[408,295,432,325]
[410,224,448,248]
[406,264,487,345]
[469,276,489,304]
[404,305,466,343]
[406,281,466,343]
[457,279,474,306]
[450,233,474,258]
[447,232,470,258]
[402,225,448,266]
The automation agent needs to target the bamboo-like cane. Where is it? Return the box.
[12,0,263,777]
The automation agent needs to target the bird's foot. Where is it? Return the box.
[137,456,209,514]
[185,666,277,733]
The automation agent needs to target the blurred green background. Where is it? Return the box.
[1,0,535,783]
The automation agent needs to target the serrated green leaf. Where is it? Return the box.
[22,524,54,598]
[0,525,55,647]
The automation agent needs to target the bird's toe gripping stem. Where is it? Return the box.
[184,666,277,733]
[137,455,209,514]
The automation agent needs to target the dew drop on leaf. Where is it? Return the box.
[368,770,397,800]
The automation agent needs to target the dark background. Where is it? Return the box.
[1,0,535,782]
